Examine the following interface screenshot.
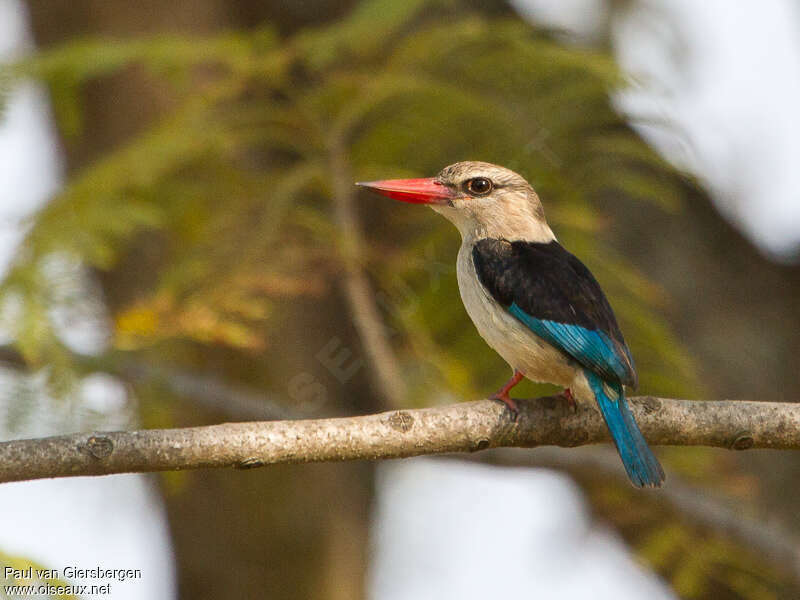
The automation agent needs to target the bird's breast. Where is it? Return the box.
[455,242,577,388]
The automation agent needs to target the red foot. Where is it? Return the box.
[561,387,577,413]
[490,370,524,420]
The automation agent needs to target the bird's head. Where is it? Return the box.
[357,161,554,243]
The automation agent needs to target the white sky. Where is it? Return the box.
[369,459,675,600]
[513,0,800,259]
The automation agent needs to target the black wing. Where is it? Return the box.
[472,238,637,387]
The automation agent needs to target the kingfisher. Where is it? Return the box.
[357,161,664,487]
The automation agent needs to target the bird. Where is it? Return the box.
[357,161,665,488]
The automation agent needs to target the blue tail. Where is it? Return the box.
[585,370,665,488]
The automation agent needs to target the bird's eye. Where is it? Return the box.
[466,177,493,196]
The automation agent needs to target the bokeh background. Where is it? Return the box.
[0,0,799,598]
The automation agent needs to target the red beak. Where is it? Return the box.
[356,178,453,204]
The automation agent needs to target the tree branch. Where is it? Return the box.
[0,395,798,484]
[0,344,300,421]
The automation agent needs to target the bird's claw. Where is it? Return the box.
[561,388,577,413]
[490,393,520,422]
[490,370,524,421]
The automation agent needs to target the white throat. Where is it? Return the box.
[431,204,556,244]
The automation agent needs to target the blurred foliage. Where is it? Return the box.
[0,68,8,118]
[5,0,697,405]
[590,482,797,600]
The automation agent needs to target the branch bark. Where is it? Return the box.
[0,395,798,484]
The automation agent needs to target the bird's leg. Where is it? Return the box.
[491,370,524,419]
[561,387,577,413]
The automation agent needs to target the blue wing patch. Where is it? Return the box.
[509,303,631,384]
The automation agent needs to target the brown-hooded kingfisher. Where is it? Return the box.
[358,161,665,488]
